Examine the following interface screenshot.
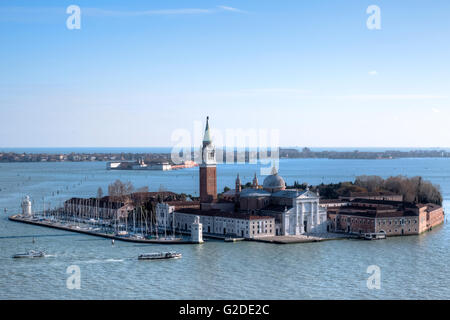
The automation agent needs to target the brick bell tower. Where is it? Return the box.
[199,116,217,204]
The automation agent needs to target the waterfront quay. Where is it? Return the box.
[8,214,197,244]
[9,213,357,245]
[252,233,357,244]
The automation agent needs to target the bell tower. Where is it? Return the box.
[252,173,259,188]
[235,174,242,193]
[199,116,217,203]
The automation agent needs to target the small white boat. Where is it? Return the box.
[12,250,45,259]
[138,251,182,260]
[224,237,244,242]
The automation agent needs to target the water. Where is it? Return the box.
[0,158,449,299]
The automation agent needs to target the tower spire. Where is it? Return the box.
[253,173,259,188]
[236,174,242,193]
[203,116,211,144]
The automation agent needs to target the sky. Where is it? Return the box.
[0,0,449,148]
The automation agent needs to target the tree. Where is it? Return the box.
[355,175,384,192]
[224,186,230,192]
[135,186,149,193]
[108,180,134,198]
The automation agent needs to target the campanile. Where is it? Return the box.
[199,116,217,203]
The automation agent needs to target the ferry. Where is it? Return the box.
[12,250,45,259]
[138,251,182,260]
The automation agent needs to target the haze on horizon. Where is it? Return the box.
[1,0,449,148]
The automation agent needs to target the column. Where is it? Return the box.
[316,201,320,227]
[300,201,305,234]
[309,201,314,232]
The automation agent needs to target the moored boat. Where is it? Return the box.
[138,251,182,260]
[224,237,245,242]
[361,232,386,240]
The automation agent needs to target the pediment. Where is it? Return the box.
[297,190,320,199]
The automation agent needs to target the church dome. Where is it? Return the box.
[263,167,286,192]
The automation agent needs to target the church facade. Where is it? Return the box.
[239,168,328,236]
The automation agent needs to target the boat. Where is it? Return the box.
[138,251,182,260]
[12,250,45,259]
[361,232,386,240]
[224,237,245,242]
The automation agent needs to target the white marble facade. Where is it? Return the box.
[282,190,328,235]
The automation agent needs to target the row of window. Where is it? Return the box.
[379,219,417,225]
[334,217,418,225]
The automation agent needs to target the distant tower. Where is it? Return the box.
[21,196,32,216]
[235,174,242,193]
[199,116,217,203]
[191,216,204,243]
[252,173,259,188]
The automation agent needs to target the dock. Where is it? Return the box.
[8,215,197,245]
[251,233,356,244]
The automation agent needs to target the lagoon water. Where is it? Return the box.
[0,158,449,299]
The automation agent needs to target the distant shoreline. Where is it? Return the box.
[1,148,450,163]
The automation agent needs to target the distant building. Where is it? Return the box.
[107,162,122,170]
[131,158,148,170]
[108,159,172,171]
[327,198,444,236]
[148,162,171,171]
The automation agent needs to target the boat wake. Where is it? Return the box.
[80,258,126,264]
[105,258,125,262]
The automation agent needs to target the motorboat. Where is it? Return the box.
[12,250,45,259]
[138,251,182,260]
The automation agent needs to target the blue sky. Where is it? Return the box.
[0,0,449,148]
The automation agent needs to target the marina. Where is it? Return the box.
[8,214,197,244]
